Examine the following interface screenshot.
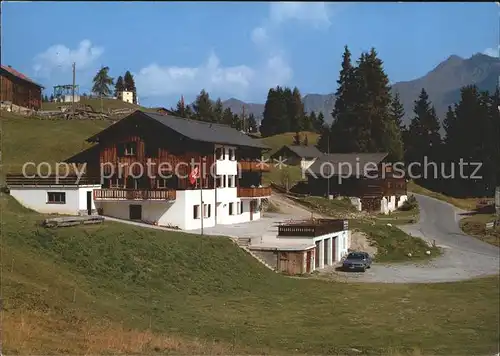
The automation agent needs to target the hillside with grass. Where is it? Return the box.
[2,192,499,355]
[259,131,320,155]
[1,112,111,175]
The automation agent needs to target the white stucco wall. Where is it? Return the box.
[300,158,316,171]
[9,185,101,215]
[215,144,237,176]
[96,189,262,230]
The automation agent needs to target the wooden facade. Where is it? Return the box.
[1,65,43,110]
[66,112,268,194]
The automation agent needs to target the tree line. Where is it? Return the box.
[310,45,499,198]
[91,67,138,104]
[170,89,259,133]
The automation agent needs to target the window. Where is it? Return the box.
[222,175,227,188]
[110,178,123,188]
[240,201,244,214]
[229,148,235,160]
[157,178,168,189]
[228,175,235,188]
[123,142,136,156]
[204,204,211,218]
[47,192,66,204]
[193,205,200,219]
[216,147,224,160]
[237,202,240,214]
[229,202,234,215]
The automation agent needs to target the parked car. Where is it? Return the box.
[342,251,372,272]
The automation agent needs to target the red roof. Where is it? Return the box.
[0,65,44,88]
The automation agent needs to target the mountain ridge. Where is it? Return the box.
[220,53,500,126]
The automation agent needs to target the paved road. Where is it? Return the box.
[324,194,500,283]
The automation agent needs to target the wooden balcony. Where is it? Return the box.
[94,189,176,201]
[237,186,272,198]
[238,160,271,172]
[5,174,101,187]
[278,219,348,237]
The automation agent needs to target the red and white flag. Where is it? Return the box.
[189,166,200,185]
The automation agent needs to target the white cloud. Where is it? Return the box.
[33,39,104,77]
[484,45,500,58]
[251,27,269,46]
[135,52,292,100]
[269,2,332,29]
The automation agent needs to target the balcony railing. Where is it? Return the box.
[278,219,348,237]
[5,174,101,186]
[237,186,272,198]
[94,189,176,201]
[238,160,271,172]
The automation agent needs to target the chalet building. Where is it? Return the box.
[6,110,272,230]
[0,65,44,110]
[271,145,323,171]
[305,153,408,214]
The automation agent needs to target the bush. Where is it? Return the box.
[400,195,418,211]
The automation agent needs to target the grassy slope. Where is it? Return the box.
[259,131,319,186]
[294,196,438,262]
[460,213,500,247]
[1,111,111,174]
[2,193,499,355]
[407,181,482,211]
[259,131,320,155]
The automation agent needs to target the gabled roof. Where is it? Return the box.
[87,110,270,150]
[272,145,323,159]
[0,65,44,88]
[306,152,389,176]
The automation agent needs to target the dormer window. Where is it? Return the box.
[122,142,136,156]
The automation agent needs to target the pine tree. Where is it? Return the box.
[289,87,306,132]
[232,113,243,130]
[191,89,213,122]
[123,71,137,104]
[315,112,326,133]
[91,66,114,98]
[213,98,224,123]
[175,96,188,118]
[247,113,258,133]
[261,86,287,137]
[405,88,442,185]
[329,45,358,152]
[114,76,125,97]
[390,91,406,131]
[222,107,234,126]
[292,132,301,145]
[316,124,331,153]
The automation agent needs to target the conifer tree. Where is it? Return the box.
[247,113,258,133]
[213,98,224,123]
[123,71,137,104]
[191,89,213,122]
[114,76,125,97]
[222,107,234,126]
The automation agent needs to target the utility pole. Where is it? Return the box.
[200,156,204,236]
[242,105,246,132]
[327,132,330,199]
[71,62,76,117]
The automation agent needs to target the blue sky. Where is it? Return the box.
[3,2,498,107]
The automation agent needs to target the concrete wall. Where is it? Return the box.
[97,190,262,230]
[9,185,101,215]
[251,250,278,269]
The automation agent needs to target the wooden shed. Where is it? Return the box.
[1,65,44,110]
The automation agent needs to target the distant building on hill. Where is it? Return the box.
[117,90,134,104]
